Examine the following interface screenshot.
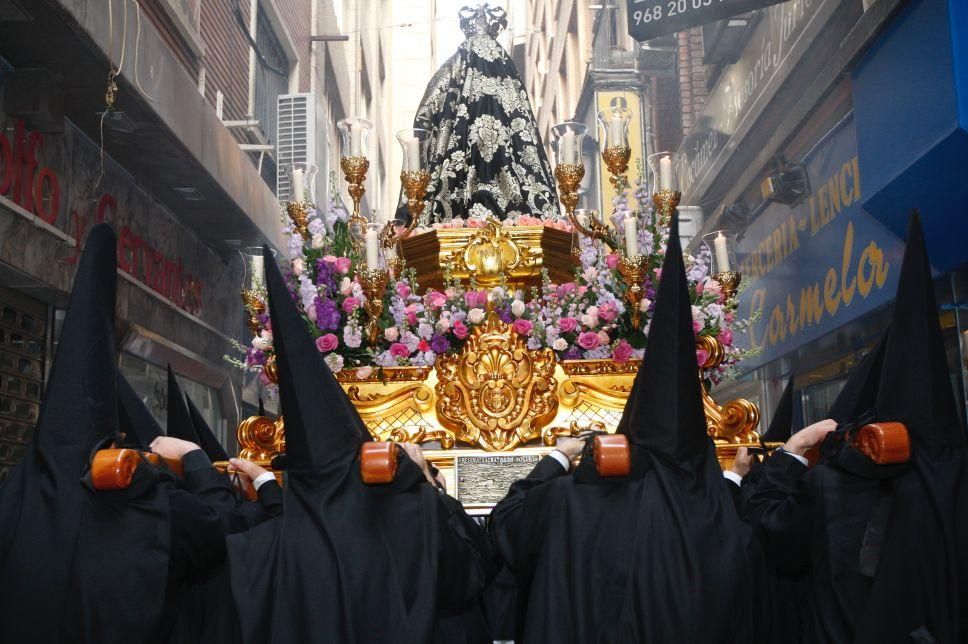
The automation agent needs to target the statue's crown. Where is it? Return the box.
[459,4,507,38]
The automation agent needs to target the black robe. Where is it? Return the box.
[491,448,755,643]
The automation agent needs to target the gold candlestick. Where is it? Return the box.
[357,267,390,345]
[602,145,631,192]
[401,169,431,229]
[340,155,369,235]
[241,289,266,337]
[712,271,742,301]
[385,256,405,279]
[556,163,617,250]
[652,189,682,224]
[286,201,310,238]
[617,254,647,330]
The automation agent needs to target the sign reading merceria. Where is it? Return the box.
[627,0,787,42]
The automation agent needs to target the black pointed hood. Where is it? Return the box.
[763,377,795,443]
[263,245,368,474]
[875,211,963,449]
[37,223,119,452]
[618,213,709,463]
[186,394,229,462]
[826,333,888,423]
[117,371,162,449]
[167,365,200,444]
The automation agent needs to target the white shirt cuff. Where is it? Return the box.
[781,449,809,467]
[722,470,743,486]
[549,449,571,471]
[253,471,276,491]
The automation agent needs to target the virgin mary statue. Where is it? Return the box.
[413,4,559,223]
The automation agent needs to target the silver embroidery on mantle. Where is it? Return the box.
[412,4,559,224]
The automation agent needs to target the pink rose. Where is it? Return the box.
[598,301,619,323]
[384,326,400,342]
[464,290,487,308]
[612,340,633,363]
[356,366,373,380]
[389,342,410,358]
[452,320,469,340]
[696,348,710,367]
[559,317,578,333]
[577,285,588,296]
[577,331,601,350]
[334,257,352,274]
[512,319,533,336]
[426,290,447,310]
[405,304,420,326]
[322,255,338,264]
[605,253,620,270]
[556,282,577,299]
[597,330,610,346]
[396,282,411,299]
[342,296,361,313]
[718,328,733,346]
[316,333,338,353]
[694,280,704,295]
[693,319,702,334]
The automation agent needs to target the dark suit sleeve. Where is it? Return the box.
[181,450,283,534]
[743,452,813,575]
[233,480,284,531]
[435,491,500,609]
[166,487,227,585]
[488,455,568,576]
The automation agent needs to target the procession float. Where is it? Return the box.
[225,5,763,509]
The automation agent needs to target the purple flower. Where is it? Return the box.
[314,297,341,331]
[497,306,513,324]
[430,334,451,354]
[315,259,335,290]
[562,345,582,360]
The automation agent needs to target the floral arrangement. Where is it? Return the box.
[228,172,753,387]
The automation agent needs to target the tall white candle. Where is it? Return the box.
[713,232,731,272]
[406,137,421,171]
[560,130,576,165]
[250,255,264,290]
[609,114,624,146]
[350,123,363,157]
[365,227,380,269]
[291,168,305,202]
[659,156,673,191]
[623,216,638,257]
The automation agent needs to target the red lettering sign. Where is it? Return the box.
[0,120,59,223]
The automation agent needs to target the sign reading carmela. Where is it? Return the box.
[627,0,786,42]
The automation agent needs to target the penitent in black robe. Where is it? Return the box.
[226,246,494,643]
[490,213,755,644]
[0,225,224,644]
[746,212,968,643]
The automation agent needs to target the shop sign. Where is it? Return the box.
[735,115,904,371]
[627,0,787,42]
[0,118,205,316]
[675,0,842,200]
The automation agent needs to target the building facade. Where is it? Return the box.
[0,0,379,477]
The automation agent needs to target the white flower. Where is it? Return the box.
[251,336,272,352]
[339,277,353,296]
[581,313,599,329]
[553,338,568,351]
[468,308,485,324]
[311,233,325,249]
[436,316,452,332]
[640,298,652,313]
[292,258,306,276]
[355,366,373,380]
[384,326,400,342]
[418,323,434,340]
[691,305,705,325]
[586,305,600,318]
[511,300,526,317]
[323,353,344,373]
[490,286,505,301]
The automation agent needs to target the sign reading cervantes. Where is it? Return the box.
[626,0,787,42]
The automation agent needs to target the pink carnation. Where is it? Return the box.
[426,291,447,310]
[718,328,733,347]
[612,340,633,363]
[577,331,601,350]
[512,319,533,336]
[556,282,577,299]
[464,290,488,308]
[396,282,412,299]
[559,317,578,333]
[316,333,338,353]
[334,257,352,274]
[452,320,469,340]
[389,342,410,358]
[342,296,361,313]
[405,304,420,326]
[598,301,619,323]
[605,253,620,270]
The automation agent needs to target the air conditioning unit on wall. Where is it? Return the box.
[276,93,317,203]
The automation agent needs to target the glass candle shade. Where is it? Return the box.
[702,230,738,275]
[552,121,588,166]
[396,128,431,172]
[647,152,678,193]
[597,106,632,150]
[285,163,318,204]
[338,117,374,158]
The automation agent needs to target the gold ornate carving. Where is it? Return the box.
[335,365,432,384]
[286,201,310,238]
[554,163,583,217]
[617,254,647,330]
[340,155,369,236]
[447,218,532,287]
[559,358,642,376]
[602,145,631,192]
[262,355,278,384]
[435,312,559,451]
[241,289,265,337]
[400,169,431,225]
[237,415,286,461]
[356,267,390,345]
[712,271,742,301]
[696,335,760,443]
[652,189,681,224]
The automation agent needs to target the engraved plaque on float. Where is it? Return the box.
[455,454,541,507]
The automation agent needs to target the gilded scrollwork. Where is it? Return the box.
[237,415,286,461]
[435,312,558,450]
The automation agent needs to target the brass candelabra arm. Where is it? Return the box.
[357,267,390,346]
[568,211,618,251]
[617,254,648,330]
